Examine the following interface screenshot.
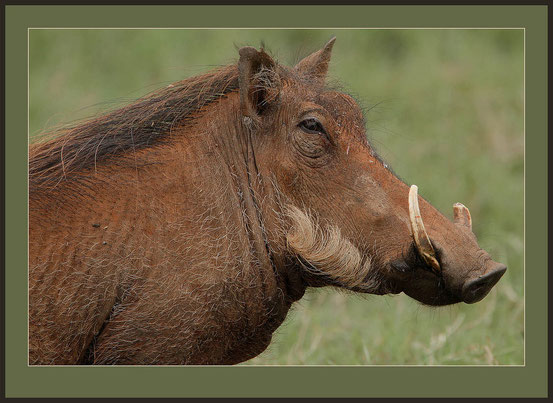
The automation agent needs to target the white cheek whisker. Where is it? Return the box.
[284,204,373,289]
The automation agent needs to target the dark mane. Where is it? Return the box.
[29,65,240,191]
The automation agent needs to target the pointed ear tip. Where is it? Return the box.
[238,46,258,58]
[326,36,337,48]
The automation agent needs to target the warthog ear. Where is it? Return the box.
[238,46,281,120]
[294,37,336,85]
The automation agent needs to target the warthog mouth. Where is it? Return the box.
[388,241,471,306]
[388,244,453,305]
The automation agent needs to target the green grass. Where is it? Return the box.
[29,29,524,365]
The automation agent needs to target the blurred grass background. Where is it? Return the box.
[29,29,524,365]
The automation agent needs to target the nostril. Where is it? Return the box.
[462,264,507,304]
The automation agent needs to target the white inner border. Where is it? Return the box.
[27,27,526,368]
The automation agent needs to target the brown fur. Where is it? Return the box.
[29,40,505,365]
[30,65,239,192]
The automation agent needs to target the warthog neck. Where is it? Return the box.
[29,94,302,365]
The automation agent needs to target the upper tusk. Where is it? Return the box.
[453,202,472,231]
[408,185,441,272]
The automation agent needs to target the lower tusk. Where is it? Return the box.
[409,185,441,272]
[453,202,472,231]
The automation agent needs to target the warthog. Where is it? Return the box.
[29,38,506,365]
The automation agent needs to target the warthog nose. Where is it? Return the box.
[461,263,507,304]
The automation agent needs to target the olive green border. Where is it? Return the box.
[5,5,547,398]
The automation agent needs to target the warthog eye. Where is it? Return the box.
[299,118,327,137]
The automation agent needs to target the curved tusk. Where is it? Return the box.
[409,185,441,272]
[453,202,472,231]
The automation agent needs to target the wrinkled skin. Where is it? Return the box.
[29,39,506,365]
[244,39,506,306]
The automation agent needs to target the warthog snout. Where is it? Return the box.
[400,184,507,306]
[461,262,507,304]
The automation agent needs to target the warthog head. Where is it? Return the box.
[239,38,506,306]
